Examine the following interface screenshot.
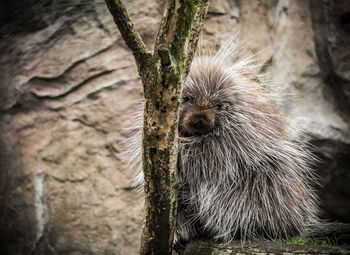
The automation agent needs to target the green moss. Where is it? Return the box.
[279,236,312,245]
[278,235,340,246]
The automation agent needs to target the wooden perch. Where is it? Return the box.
[105,0,209,254]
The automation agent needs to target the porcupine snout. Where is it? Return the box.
[183,109,215,136]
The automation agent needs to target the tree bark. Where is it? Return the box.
[104,0,209,254]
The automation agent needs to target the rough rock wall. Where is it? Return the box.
[0,0,349,254]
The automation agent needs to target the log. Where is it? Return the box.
[176,223,350,255]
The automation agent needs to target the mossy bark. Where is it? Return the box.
[105,0,209,254]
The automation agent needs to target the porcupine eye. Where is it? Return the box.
[215,103,223,110]
[215,101,230,110]
[182,95,191,103]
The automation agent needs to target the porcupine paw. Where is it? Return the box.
[172,233,188,252]
[172,219,197,251]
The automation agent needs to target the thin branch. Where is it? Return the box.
[104,0,152,72]
[154,0,199,62]
[154,0,177,51]
[169,0,207,64]
[183,0,210,78]
[154,0,210,79]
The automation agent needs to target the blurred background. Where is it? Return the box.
[0,0,349,254]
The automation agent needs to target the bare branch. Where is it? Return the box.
[104,0,152,72]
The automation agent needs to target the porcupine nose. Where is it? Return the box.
[185,109,215,135]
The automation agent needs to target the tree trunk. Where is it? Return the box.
[104,0,209,254]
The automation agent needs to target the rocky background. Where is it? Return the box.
[0,0,349,254]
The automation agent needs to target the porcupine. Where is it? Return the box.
[122,39,321,246]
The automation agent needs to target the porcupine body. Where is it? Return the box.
[123,40,321,245]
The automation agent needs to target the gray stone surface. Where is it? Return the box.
[0,0,349,254]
